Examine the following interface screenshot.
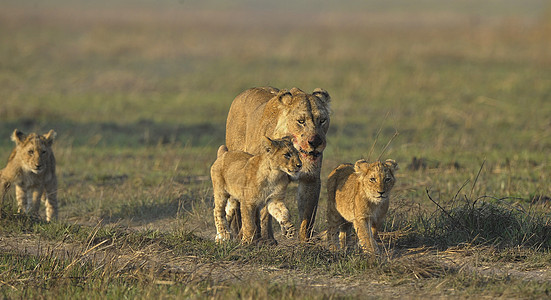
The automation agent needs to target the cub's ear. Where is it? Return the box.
[313,88,330,104]
[43,130,57,146]
[277,90,293,106]
[384,159,398,171]
[353,159,370,175]
[10,129,26,145]
[262,136,275,153]
[290,87,305,95]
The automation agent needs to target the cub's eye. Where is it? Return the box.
[369,177,377,183]
[297,119,305,125]
[284,152,292,159]
[42,150,47,154]
[384,177,392,183]
[319,118,327,124]
[28,150,34,155]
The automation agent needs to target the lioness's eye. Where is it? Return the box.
[297,119,305,125]
[28,150,34,155]
[369,178,377,183]
[284,153,291,159]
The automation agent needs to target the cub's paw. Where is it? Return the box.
[280,222,296,239]
[215,231,231,243]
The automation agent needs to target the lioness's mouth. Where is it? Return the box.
[299,149,321,158]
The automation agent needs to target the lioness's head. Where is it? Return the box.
[354,159,398,201]
[11,129,56,175]
[263,136,302,179]
[273,88,331,171]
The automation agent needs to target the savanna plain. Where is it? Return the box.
[1,0,551,298]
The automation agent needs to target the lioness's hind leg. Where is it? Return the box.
[267,199,295,239]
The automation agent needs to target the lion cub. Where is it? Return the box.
[211,136,302,244]
[326,159,398,254]
[0,129,58,221]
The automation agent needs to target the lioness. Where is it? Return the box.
[225,87,331,242]
[211,136,302,244]
[326,159,398,254]
[0,129,58,221]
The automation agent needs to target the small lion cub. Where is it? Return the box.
[211,136,302,244]
[326,159,398,254]
[0,129,58,221]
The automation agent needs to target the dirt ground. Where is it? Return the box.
[2,227,550,298]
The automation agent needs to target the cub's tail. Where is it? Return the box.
[217,145,228,158]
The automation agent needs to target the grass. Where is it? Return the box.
[1,0,551,298]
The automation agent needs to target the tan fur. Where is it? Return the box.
[0,129,58,221]
[225,87,331,241]
[210,136,302,244]
[326,159,398,254]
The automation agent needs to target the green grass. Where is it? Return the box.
[1,0,551,298]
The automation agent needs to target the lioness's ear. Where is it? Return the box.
[384,159,398,171]
[354,159,369,175]
[10,129,25,145]
[313,88,330,104]
[277,91,293,106]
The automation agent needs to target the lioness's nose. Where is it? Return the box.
[308,135,323,148]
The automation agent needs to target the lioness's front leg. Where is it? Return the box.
[241,203,258,244]
[297,176,321,241]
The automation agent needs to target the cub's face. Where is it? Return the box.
[354,159,398,200]
[12,130,56,175]
[264,137,302,179]
[274,88,330,171]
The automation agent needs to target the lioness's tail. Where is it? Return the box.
[217,145,228,158]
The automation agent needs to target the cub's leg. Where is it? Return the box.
[0,178,9,217]
[225,197,241,238]
[44,183,58,222]
[371,200,389,240]
[240,202,258,244]
[15,185,28,214]
[29,189,43,218]
[353,217,379,254]
[338,222,353,250]
[212,189,231,243]
[266,199,295,238]
[259,206,274,242]
[297,176,321,241]
[326,202,346,250]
